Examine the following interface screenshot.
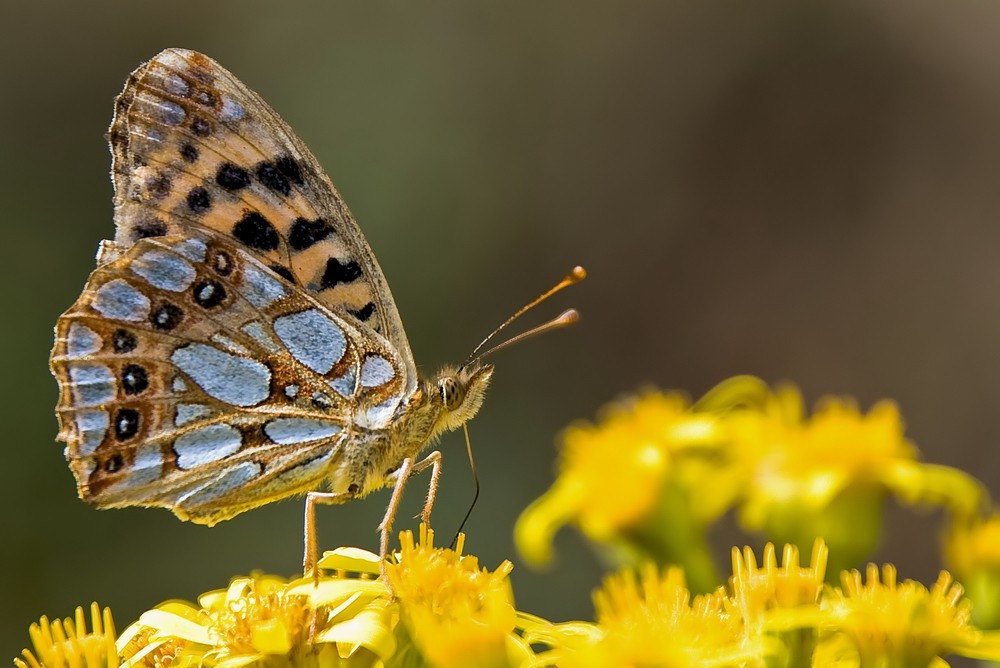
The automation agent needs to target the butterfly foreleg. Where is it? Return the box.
[377,450,443,580]
[304,490,355,581]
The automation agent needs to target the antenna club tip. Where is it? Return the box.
[558,309,581,324]
[570,266,587,281]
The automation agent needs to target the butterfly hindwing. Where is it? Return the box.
[109,48,416,392]
[51,231,407,524]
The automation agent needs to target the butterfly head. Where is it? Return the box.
[430,363,495,433]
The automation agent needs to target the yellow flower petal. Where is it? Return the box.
[318,603,396,660]
[317,546,382,574]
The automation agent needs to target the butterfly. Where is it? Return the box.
[50,49,582,573]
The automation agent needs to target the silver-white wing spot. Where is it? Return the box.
[242,264,288,309]
[273,309,346,375]
[360,355,395,388]
[68,363,117,406]
[92,279,150,322]
[264,418,342,445]
[362,397,401,429]
[131,249,196,292]
[66,323,102,358]
[174,239,207,262]
[174,424,244,469]
[175,404,213,426]
[75,409,109,456]
[178,462,261,508]
[328,367,356,397]
[219,96,246,122]
[171,344,271,407]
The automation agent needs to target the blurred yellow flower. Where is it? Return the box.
[732,387,915,519]
[728,384,983,571]
[945,513,1000,629]
[515,385,741,588]
[819,564,1000,665]
[385,524,530,668]
[15,603,117,668]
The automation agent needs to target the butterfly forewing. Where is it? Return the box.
[51,230,408,524]
[108,48,416,392]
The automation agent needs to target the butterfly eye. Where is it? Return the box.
[439,377,463,411]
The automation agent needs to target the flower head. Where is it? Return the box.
[516,388,736,571]
[820,564,1000,664]
[946,514,1000,628]
[386,524,527,668]
[118,563,393,668]
[16,603,117,668]
[730,387,921,569]
[527,563,768,667]
[730,540,828,631]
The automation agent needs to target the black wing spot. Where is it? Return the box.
[112,329,137,353]
[210,249,234,276]
[233,212,280,251]
[275,156,304,185]
[268,264,296,283]
[121,364,149,395]
[255,161,290,196]
[215,163,251,191]
[348,302,376,322]
[146,172,172,200]
[133,218,167,240]
[193,280,226,308]
[191,116,212,137]
[104,454,124,473]
[320,257,363,289]
[150,303,184,331]
[186,187,211,213]
[288,217,333,251]
[180,143,199,163]
[194,88,218,108]
[114,408,140,441]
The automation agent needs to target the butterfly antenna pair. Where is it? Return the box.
[460,265,586,371]
[451,265,586,546]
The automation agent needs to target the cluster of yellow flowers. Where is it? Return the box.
[517,377,990,590]
[17,535,1000,667]
[17,376,1000,667]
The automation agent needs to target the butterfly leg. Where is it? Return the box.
[378,451,443,581]
[303,490,353,582]
[411,450,443,527]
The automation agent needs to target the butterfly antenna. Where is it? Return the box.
[461,266,586,370]
[451,423,480,549]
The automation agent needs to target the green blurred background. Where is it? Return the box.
[5,0,1000,660]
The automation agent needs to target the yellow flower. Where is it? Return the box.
[118,560,394,668]
[733,387,915,515]
[727,385,982,571]
[820,564,1000,665]
[15,603,117,668]
[729,541,828,666]
[945,514,1000,629]
[515,386,738,573]
[385,524,530,668]
[526,564,769,667]
[730,540,828,629]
